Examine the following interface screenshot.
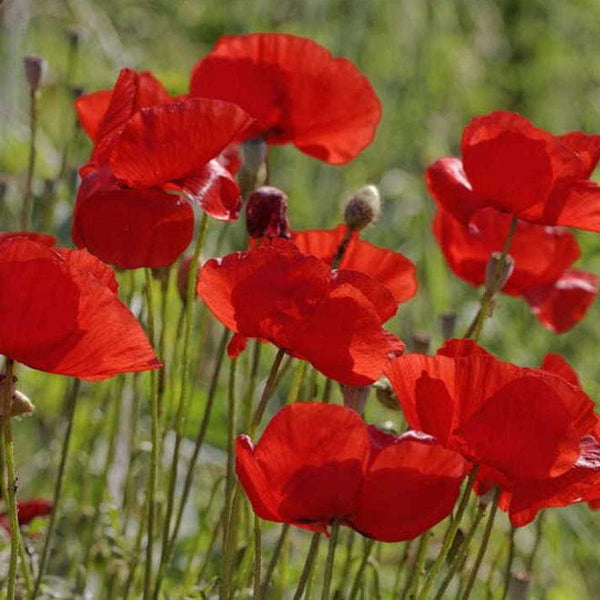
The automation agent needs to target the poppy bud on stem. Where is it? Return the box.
[246,186,290,239]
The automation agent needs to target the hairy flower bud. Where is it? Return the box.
[340,384,370,416]
[246,186,290,239]
[485,251,515,294]
[440,312,457,340]
[24,55,47,92]
[0,375,34,419]
[344,184,381,232]
[411,332,431,354]
[373,377,400,411]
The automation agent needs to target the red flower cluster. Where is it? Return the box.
[74,69,252,268]
[0,499,52,536]
[197,238,404,385]
[0,233,159,380]
[191,33,381,165]
[433,207,598,332]
[386,340,600,526]
[426,111,600,231]
[237,403,467,541]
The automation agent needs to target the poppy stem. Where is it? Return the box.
[1,359,32,599]
[253,515,262,598]
[260,523,290,598]
[348,538,375,600]
[464,216,518,341]
[459,487,501,600]
[321,520,341,600]
[30,378,80,600]
[249,347,286,436]
[402,531,432,600]
[167,327,230,554]
[525,510,544,574]
[21,88,38,230]
[292,531,322,600]
[243,339,263,429]
[154,213,209,599]
[143,268,160,600]
[500,525,516,600]
[433,499,488,600]
[416,463,479,600]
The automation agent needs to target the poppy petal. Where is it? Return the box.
[73,168,195,269]
[74,89,113,141]
[524,269,598,333]
[541,354,581,386]
[110,99,253,188]
[350,434,467,542]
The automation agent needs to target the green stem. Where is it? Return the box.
[249,348,286,437]
[31,379,80,600]
[460,488,501,600]
[393,540,414,596]
[21,89,37,230]
[260,523,290,598]
[243,339,262,429]
[464,216,518,340]
[403,532,432,600]
[321,521,341,600]
[253,515,262,599]
[416,464,479,600]
[292,532,322,600]
[434,500,488,600]
[500,526,516,600]
[154,215,208,599]
[168,327,230,553]
[525,511,544,574]
[143,269,159,600]
[349,539,375,600]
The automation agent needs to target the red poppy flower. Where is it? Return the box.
[0,499,53,535]
[433,207,597,332]
[190,33,381,165]
[0,234,160,380]
[291,224,418,306]
[73,68,253,269]
[426,111,600,232]
[197,238,403,385]
[385,339,596,486]
[236,403,467,541]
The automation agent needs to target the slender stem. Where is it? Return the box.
[196,505,226,584]
[122,499,147,598]
[525,511,544,574]
[321,521,341,600]
[143,269,159,600]
[292,532,322,600]
[349,539,375,600]
[21,89,38,229]
[336,529,356,597]
[434,501,488,600]
[154,215,208,599]
[168,327,230,553]
[243,339,262,429]
[260,523,290,598]
[31,379,80,600]
[394,540,414,596]
[322,378,333,403]
[416,464,479,600]
[500,526,516,600]
[460,488,501,600]
[403,532,432,600]
[464,216,518,340]
[249,348,286,436]
[253,515,262,599]
[287,360,307,405]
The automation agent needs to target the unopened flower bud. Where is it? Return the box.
[446,528,465,564]
[344,185,381,232]
[507,573,530,600]
[411,332,431,355]
[373,377,400,411]
[242,138,268,175]
[72,86,85,100]
[440,312,457,340]
[66,26,82,49]
[246,186,290,239]
[340,384,371,416]
[0,375,34,419]
[485,252,515,294]
[24,55,47,92]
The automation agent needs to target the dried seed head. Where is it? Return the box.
[246,186,290,239]
[24,55,47,92]
[344,184,381,232]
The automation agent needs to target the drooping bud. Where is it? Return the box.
[238,137,268,194]
[0,375,34,419]
[246,186,290,239]
[24,55,47,92]
[344,184,381,232]
[373,377,400,411]
[485,251,515,294]
[440,312,457,340]
[410,332,431,355]
[71,86,85,100]
[340,384,371,416]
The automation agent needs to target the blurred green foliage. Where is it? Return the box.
[2,0,600,597]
